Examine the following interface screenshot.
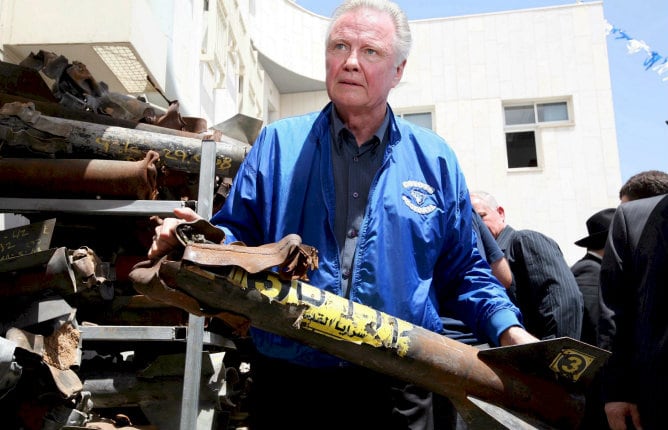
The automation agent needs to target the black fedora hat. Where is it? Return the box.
[574,208,616,248]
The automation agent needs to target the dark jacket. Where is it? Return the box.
[571,253,603,346]
[497,225,584,340]
[599,193,668,429]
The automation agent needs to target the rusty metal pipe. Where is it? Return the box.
[0,102,251,177]
[0,93,206,139]
[0,150,159,199]
[0,246,105,297]
[129,261,610,429]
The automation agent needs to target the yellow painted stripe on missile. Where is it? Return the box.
[229,267,413,356]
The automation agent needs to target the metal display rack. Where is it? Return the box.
[1,139,230,429]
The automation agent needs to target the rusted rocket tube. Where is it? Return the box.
[0,247,106,297]
[0,150,159,199]
[0,102,251,177]
[129,260,609,429]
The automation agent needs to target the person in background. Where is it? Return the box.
[149,1,537,429]
[598,193,668,430]
[595,169,668,430]
[619,169,668,202]
[571,207,615,345]
[473,209,513,289]
[598,169,668,348]
[440,209,512,344]
[570,207,615,430]
[469,191,584,340]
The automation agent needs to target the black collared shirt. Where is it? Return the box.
[330,108,389,297]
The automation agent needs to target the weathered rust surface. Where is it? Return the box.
[0,246,106,297]
[0,92,218,139]
[126,219,608,429]
[129,251,609,429]
[0,60,58,102]
[0,54,248,429]
[0,102,251,177]
[174,221,319,280]
[0,151,160,200]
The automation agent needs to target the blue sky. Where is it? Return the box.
[296,0,668,183]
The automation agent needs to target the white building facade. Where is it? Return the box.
[0,0,621,264]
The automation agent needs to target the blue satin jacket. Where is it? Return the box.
[210,103,522,366]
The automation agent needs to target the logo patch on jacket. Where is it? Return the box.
[401,180,437,215]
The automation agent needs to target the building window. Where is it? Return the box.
[396,111,433,130]
[503,99,571,169]
[506,131,538,168]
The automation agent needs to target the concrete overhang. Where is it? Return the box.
[1,0,167,98]
[257,51,325,94]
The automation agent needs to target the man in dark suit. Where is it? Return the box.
[571,207,615,345]
[470,191,584,340]
[599,193,668,430]
[570,207,615,430]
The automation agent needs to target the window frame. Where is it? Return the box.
[502,97,573,171]
[394,106,435,131]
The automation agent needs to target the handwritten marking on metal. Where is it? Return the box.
[0,218,55,261]
[94,136,233,171]
[227,267,412,356]
[549,348,595,382]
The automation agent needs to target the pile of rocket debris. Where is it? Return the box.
[0,51,259,430]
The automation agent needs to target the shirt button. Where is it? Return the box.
[342,269,351,279]
[353,156,359,162]
[352,192,359,199]
[347,229,358,238]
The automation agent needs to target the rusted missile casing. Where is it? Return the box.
[0,92,207,139]
[130,260,608,429]
[0,102,252,177]
[0,150,159,199]
[0,246,106,297]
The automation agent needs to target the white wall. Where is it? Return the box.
[404,5,621,265]
[249,0,328,83]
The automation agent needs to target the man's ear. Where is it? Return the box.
[392,59,407,87]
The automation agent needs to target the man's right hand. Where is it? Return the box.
[498,325,539,346]
[148,207,202,260]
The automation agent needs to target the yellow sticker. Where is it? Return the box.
[549,348,595,382]
[229,268,413,356]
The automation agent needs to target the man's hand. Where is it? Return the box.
[605,401,643,430]
[148,207,202,260]
[498,325,539,346]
